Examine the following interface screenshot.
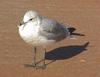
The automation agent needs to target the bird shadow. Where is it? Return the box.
[45,42,89,65]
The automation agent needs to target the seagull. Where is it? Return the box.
[18,10,70,68]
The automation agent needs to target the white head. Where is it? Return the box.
[23,10,39,23]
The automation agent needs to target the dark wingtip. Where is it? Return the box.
[67,27,85,36]
[67,27,76,34]
[72,33,85,36]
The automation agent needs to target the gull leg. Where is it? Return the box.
[40,48,46,69]
[32,47,36,67]
[43,48,46,68]
[35,48,46,69]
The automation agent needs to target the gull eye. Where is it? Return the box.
[29,18,33,21]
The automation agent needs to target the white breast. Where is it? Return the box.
[19,22,55,46]
[19,22,39,43]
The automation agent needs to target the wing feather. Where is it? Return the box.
[39,18,69,41]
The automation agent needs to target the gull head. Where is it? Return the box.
[23,10,39,23]
[18,10,40,28]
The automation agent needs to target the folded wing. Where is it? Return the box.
[39,17,69,41]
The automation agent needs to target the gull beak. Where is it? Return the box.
[20,21,24,26]
[17,21,25,28]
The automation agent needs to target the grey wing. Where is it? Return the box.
[39,18,69,41]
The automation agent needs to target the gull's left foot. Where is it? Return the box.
[36,64,46,69]
[31,63,36,68]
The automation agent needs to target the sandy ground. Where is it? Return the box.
[0,0,100,77]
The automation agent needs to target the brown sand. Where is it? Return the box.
[0,0,100,77]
